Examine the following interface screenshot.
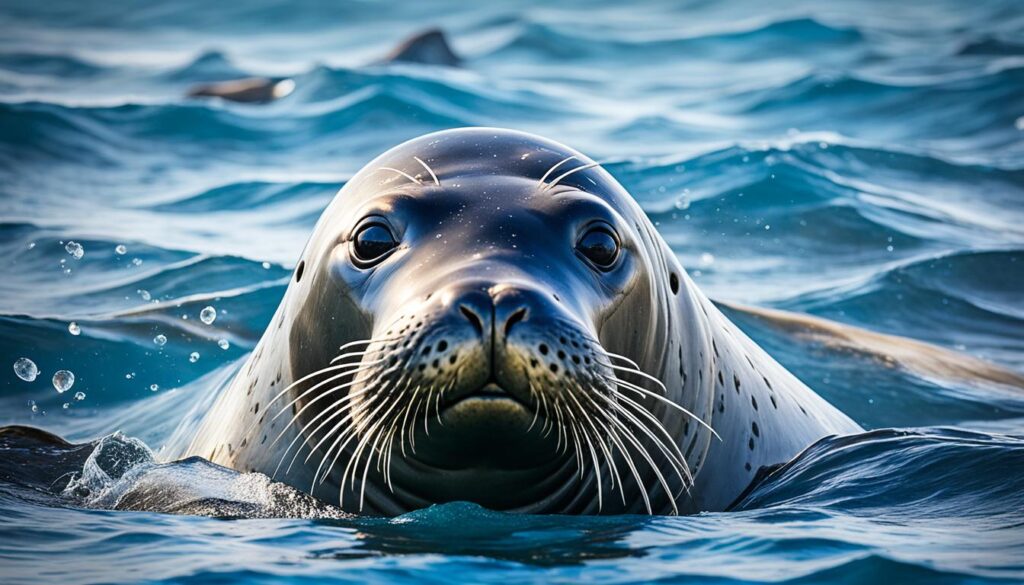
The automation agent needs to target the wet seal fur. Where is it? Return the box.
[176,128,862,515]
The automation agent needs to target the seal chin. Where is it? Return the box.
[441,383,533,418]
[413,384,549,471]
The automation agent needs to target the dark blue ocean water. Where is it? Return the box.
[1,0,1023,583]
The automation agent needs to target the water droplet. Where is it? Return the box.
[132,257,143,266]
[150,384,159,392]
[218,339,230,350]
[435,233,442,239]
[65,241,84,259]
[200,306,217,325]
[68,322,81,335]
[153,334,167,346]
[189,352,200,363]
[74,391,86,401]
[115,244,127,255]
[52,370,74,393]
[14,358,38,382]
[137,289,151,301]
[262,261,271,269]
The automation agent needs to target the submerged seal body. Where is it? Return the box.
[179,128,861,515]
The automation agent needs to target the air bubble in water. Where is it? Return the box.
[137,289,151,301]
[132,258,143,266]
[63,403,70,409]
[153,334,167,346]
[200,306,217,325]
[218,339,230,350]
[68,322,81,335]
[65,241,84,259]
[150,384,159,392]
[29,400,39,414]
[115,244,127,255]
[699,253,715,267]
[262,261,271,269]
[74,391,86,401]
[14,358,38,382]
[52,370,74,393]
[189,352,200,363]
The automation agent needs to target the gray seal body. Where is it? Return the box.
[179,128,861,515]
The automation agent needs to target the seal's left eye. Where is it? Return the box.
[352,223,398,265]
[576,226,619,270]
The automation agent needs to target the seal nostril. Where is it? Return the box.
[504,308,527,336]
[460,305,484,336]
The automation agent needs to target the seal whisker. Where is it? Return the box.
[358,416,394,511]
[265,360,393,456]
[275,386,369,477]
[317,379,400,490]
[605,414,669,514]
[236,356,359,448]
[603,391,693,486]
[337,372,416,499]
[413,156,440,186]
[374,166,424,186]
[291,385,378,470]
[398,385,422,458]
[344,396,402,502]
[560,401,604,510]
[594,397,678,514]
[525,381,542,434]
[601,373,720,441]
[336,396,394,501]
[564,384,619,495]
[608,398,691,494]
[537,155,577,188]
[543,162,601,192]
[584,400,643,509]
[574,392,627,501]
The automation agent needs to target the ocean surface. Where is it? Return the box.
[1,0,1023,583]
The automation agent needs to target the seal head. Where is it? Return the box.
[182,128,861,515]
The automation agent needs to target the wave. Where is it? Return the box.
[738,428,1024,517]
[483,17,864,62]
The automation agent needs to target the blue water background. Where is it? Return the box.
[1,0,1023,582]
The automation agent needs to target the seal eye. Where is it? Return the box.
[352,222,398,265]
[576,226,620,270]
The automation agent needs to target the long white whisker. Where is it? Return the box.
[413,156,440,186]
[537,155,576,188]
[599,373,720,440]
[374,166,423,185]
[543,162,601,192]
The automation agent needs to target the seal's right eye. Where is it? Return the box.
[352,222,398,265]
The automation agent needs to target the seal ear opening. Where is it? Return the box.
[295,261,305,283]
[669,272,680,295]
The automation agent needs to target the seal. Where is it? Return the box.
[176,127,862,515]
